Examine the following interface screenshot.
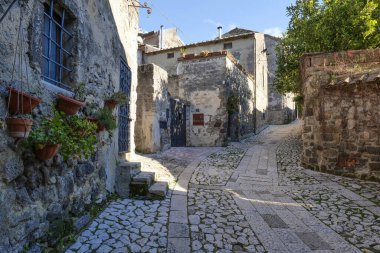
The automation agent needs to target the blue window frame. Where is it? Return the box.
[118,58,131,153]
[42,0,73,90]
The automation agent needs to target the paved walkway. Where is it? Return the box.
[67,120,380,253]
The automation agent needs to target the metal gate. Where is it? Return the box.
[170,99,186,147]
[118,58,131,153]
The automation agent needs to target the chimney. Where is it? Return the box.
[217,26,223,39]
[160,25,164,49]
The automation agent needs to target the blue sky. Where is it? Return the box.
[139,0,296,44]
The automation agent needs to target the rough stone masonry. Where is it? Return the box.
[0,0,139,251]
[301,48,380,181]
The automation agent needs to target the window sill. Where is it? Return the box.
[41,79,74,97]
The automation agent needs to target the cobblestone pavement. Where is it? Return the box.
[68,120,379,253]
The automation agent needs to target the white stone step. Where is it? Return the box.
[149,182,168,198]
[132,172,155,185]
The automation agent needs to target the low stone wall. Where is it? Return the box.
[301,48,380,181]
[135,64,171,153]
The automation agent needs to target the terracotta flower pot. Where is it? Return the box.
[5,117,33,138]
[57,94,85,115]
[86,116,105,132]
[104,99,118,110]
[7,87,42,114]
[35,144,61,161]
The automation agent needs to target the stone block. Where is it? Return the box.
[115,163,132,198]
[0,150,24,183]
[74,214,91,232]
[132,171,155,184]
[148,182,168,198]
[369,163,380,171]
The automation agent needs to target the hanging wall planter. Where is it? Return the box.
[57,93,85,115]
[5,117,33,138]
[86,116,106,132]
[104,99,118,110]
[34,144,61,161]
[7,87,42,114]
[104,91,129,110]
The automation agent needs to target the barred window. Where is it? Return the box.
[42,0,73,90]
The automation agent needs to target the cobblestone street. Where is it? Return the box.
[67,120,379,253]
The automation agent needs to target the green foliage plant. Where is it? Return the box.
[275,0,380,95]
[109,91,128,104]
[72,83,86,101]
[28,110,97,160]
[96,108,117,131]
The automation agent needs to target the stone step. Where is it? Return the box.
[132,171,155,185]
[115,162,142,198]
[130,181,150,197]
[148,181,168,199]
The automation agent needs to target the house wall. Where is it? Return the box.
[144,34,276,133]
[0,0,138,251]
[135,64,171,153]
[177,56,229,146]
[301,49,380,181]
[225,58,255,139]
[144,36,255,76]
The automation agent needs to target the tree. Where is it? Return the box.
[275,0,380,94]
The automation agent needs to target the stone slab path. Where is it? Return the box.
[67,120,379,253]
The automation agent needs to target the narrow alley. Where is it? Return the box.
[67,121,380,253]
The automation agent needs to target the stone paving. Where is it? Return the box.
[67,120,379,253]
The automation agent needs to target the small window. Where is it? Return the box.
[42,0,73,90]
[167,53,174,59]
[223,43,232,49]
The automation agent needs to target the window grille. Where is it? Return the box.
[41,0,73,90]
[118,58,131,153]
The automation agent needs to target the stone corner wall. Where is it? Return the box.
[0,0,138,251]
[135,64,170,153]
[177,55,229,147]
[301,48,380,181]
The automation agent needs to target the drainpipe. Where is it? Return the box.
[160,25,164,49]
[217,26,222,39]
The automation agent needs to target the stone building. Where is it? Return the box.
[0,0,139,251]
[301,48,380,181]
[135,27,295,151]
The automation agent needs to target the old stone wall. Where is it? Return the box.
[135,64,171,153]
[0,0,138,251]
[301,48,380,181]
[177,56,228,146]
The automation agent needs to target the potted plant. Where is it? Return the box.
[27,111,67,161]
[7,87,42,114]
[199,50,209,57]
[5,116,33,138]
[62,115,97,160]
[104,91,128,110]
[86,116,106,132]
[28,111,97,161]
[56,83,86,115]
[92,108,117,132]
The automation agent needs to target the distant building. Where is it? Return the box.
[135,27,296,150]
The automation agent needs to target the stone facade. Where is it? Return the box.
[301,48,380,181]
[0,0,138,251]
[141,28,296,133]
[135,64,171,153]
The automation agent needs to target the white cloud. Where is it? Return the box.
[262,27,283,37]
